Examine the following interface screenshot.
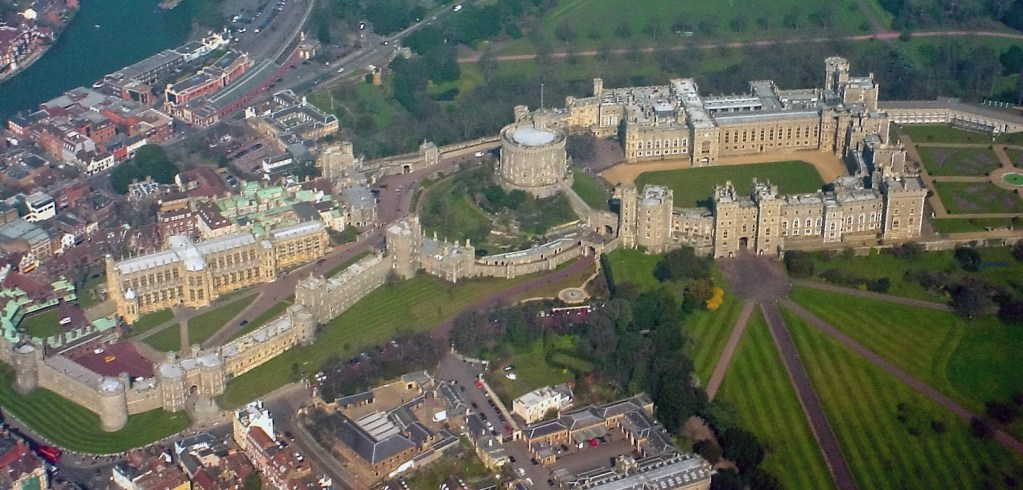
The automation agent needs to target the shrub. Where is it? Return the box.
[783,251,815,278]
[954,246,981,272]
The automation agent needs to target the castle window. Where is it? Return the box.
[816,217,822,227]
[805,218,812,228]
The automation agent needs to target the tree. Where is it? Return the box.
[710,469,743,490]
[1012,241,1023,262]
[614,23,632,39]
[554,20,577,42]
[693,439,722,464]
[720,428,765,472]
[783,251,815,278]
[951,283,987,318]
[998,300,1023,325]
[653,247,711,282]
[891,242,924,261]
[683,278,715,311]
[970,416,994,438]
[243,472,262,490]
[954,246,982,272]
[986,400,1021,424]
[1000,45,1023,75]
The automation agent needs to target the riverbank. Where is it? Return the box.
[0,8,79,86]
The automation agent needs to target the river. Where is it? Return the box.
[0,0,196,119]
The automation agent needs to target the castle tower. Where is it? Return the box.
[497,120,569,199]
[106,254,140,324]
[289,304,317,346]
[712,182,741,258]
[824,56,850,93]
[613,183,638,249]
[318,141,356,181]
[198,354,225,396]
[156,355,187,412]
[753,180,782,256]
[593,78,603,97]
[513,105,530,123]
[12,343,38,395]
[880,177,927,241]
[634,185,673,253]
[386,217,422,280]
[98,377,128,432]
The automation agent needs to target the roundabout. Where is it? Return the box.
[557,287,587,304]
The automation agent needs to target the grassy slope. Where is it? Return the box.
[783,309,1023,489]
[686,288,742,384]
[719,309,835,490]
[635,161,824,208]
[790,286,1023,410]
[571,169,610,210]
[127,309,174,337]
[603,249,661,292]
[0,368,188,453]
[220,273,543,407]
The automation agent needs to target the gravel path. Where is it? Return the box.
[792,280,952,312]
[705,300,756,400]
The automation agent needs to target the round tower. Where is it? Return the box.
[98,377,128,432]
[497,121,569,199]
[386,218,422,280]
[12,343,38,395]
[290,305,317,346]
[156,355,187,412]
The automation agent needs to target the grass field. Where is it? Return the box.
[220,273,544,407]
[934,181,1023,214]
[932,217,1018,234]
[0,368,189,453]
[18,309,63,338]
[916,146,1002,176]
[718,310,835,490]
[498,0,874,55]
[635,161,824,208]
[185,295,256,347]
[782,309,1023,489]
[514,260,595,301]
[142,324,182,352]
[127,309,174,338]
[571,169,610,210]
[686,288,743,384]
[603,249,661,292]
[420,176,492,243]
[902,125,1023,145]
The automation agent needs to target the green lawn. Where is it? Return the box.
[902,125,1023,145]
[220,273,546,408]
[635,161,824,208]
[571,169,610,210]
[0,368,189,453]
[916,146,1001,176]
[790,286,1023,411]
[77,274,106,309]
[1005,147,1023,167]
[128,309,174,338]
[186,295,257,346]
[782,309,1023,489]
[603,249,661,292]
[719,310,835,490]
[488,345,576,406]
[498,0,874,55]
[142,324,182,353]
[230,297,294,341]
[686,287,743,384]
[932,217,1018,234]
[420,176,492,243]
[934,181,1023,214]
[18,309,63,339]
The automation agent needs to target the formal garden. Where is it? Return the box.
[916,146,1002,176]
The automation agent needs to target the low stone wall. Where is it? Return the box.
[125,385,162,413]
[36,360,102,414]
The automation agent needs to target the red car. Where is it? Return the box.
[474,379,483,389]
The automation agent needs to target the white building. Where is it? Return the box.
[512,383,573,424]
[233,400,275,451]
[23,192,55,222]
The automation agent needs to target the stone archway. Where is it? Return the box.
[739,237,749,249]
